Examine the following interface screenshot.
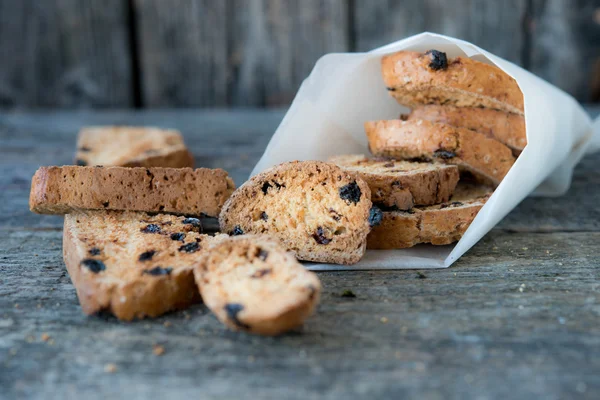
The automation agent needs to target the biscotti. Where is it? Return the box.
[75,126,194,168]
[365,119,515,186]
[406,105,526,153]
[63,210,227,320]
[367,183,492,249]
[194,235,321,336]
[329,154,459,210]
[382,50,524,115]
[30,166,234,217]
[219,161,374,265]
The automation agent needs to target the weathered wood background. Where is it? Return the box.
[0,0,599,109]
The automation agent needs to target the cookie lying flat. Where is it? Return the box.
[30,166,234,217]
[194,235,321,336]
[406,105,526,154]
[63,210,227,320]
[75,126,194,168]
[329,154,459,210]
[365,119,515,187]
[382,50,524,115]
[367,184,492,249]
[219,161,373,265]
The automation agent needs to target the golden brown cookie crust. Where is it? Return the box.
[365,119,515,187]
[63,211,227,320]
[30,166,234,217]
[219,161,373,265]
[382,51,524,115]
[407,105,526,153]
[194,235,321,336]
[329,154,459,210]
[76,126,194,168]
[367,184,492,249]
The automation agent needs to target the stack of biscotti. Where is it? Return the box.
[372,49,525,185]
[30,127,235,320]
[332,49,524,249]
[30,127,325,335]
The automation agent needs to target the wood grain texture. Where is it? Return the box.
[134,0,349,107]
[0,0,133,108]
[228,0,349,106]
[354,0,527,65]
[133,0,229,107]
[530,0,600,102]
[1,230,599,399]
[1,109,600,399]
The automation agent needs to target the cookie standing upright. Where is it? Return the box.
[75,126,194,168]
[30,166,235,217]
[63,210,227,320]
[330,154,459,210]
[219,161,374,265]
[195,235,321,336]
[382,50,524,115]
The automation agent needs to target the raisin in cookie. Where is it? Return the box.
[194,235,321,336]
[406,105,526,154]
[63,210,227,320]
[330,154,459,210]
[30,166,234,217]
[365,119,515,187]
[75,126,194,168]
[382,50,524,115]
[219,161,373,265]
[367,183,492,249]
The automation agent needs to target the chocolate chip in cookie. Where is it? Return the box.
[81,259,106,273]
[141,224,161,234]
[339,181,362,204]
[138,250,156,261]
[425,49,448,70]
[368,206,383,227]
[224,303,250,329]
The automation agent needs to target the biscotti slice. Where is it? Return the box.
[367,183,492,249]
[219,161,374,265]
[406,105,526,154]
[382,50,524,115]
[63,210,227,320]
[30,166,234,217]
[75,126,194,168]
[365,119,515,187]
[194,235,321,336]
[330,154,459,210]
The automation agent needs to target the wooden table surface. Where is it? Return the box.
[1,109,599,400]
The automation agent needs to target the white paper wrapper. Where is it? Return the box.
[251,32,600,271]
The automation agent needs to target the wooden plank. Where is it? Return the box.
[1,228,599,399]
[229,0,350,106]
[135,0,349,107]
[2,109,600,398]
[133,0,229,107]
[0,0,133,108]
[530,0,600,102]
[354,0,527,65]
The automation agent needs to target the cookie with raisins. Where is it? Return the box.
[219,161,373,265]
[194,235,321,336]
